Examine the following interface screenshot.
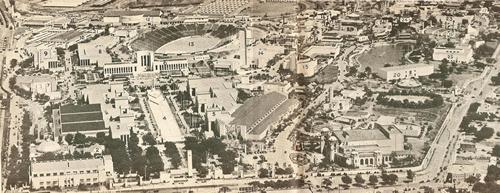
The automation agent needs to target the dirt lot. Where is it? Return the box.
[240,2,298,17]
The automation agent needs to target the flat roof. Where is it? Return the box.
[104,10,161,17]
[31,155,111,174]
[62,121,106,133]
[333,129,389,142]
[380,64,433,72]
[60,104,101,114]
[61,112,103,123]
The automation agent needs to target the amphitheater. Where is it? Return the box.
[131,24,240,54]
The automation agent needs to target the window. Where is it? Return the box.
[46,173,51,176]
[40,174,45,177]
[86,170,91,174]
[60,172,64,175]
[80,179,84,183]
[93,178,98,181]
[80,171,84,174]
[40,182,44,186]
[53,172,58,176]
[34,174,38,177]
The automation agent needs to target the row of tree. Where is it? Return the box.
[376,91,443,109]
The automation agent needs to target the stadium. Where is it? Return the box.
[131,23,240,54]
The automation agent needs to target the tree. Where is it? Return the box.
[258,168,269,178]
[439,59,449,75]
[442,79,453,88]
[219,186,231,193]
[492,145,500,157]
[73,133,87,144]
[475,127,494,141]
[145,146,164,176]
[164,142,182,169]
[465,175,479,185]
[65,134,74,144]
[341,174,352,185]
[381,173,398,185]
[142,133,157,145]
[406,170,415,181]
[355,174,365,184]
[10,59,17,68]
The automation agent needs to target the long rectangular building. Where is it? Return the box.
[375,64,434,81]
[53,104,108,138]
[30,155,114,189]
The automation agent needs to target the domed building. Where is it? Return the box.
[36,140,62,153]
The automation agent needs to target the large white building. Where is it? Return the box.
[329,125,405,168]
[432,46,474,63]
[29,155,114,189]
[77,36,118,69]
[16,75,59,97]
[103,10,162,26]
[375,64,434,81]
[30,46,64,72]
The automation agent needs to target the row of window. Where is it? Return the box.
[38,178,98,187]
[33,170,99,177]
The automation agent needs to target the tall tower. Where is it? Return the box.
[187,150,193,177]
[137,51,154,71]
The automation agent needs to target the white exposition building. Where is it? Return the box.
[374,64,434,81]
[432,46,473,63]
[103,51,209,77]
[29,155,114,189]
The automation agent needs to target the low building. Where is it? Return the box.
[103,10,162,26]
[29,155,114,190]
[329,124,405,168]
[16,75,58,97]
[432,46,474,63]
[53,104,108,138]
[375,64,434,81]
[230,92,300,140]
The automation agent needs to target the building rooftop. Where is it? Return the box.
[380,63,433,72]
[231,92,287,128]
[333,129,389,142]
[60,104,101,114]
[103,10,161,17]
[250,99,299,135]
[31,155,112,174]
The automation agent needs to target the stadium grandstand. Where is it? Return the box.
[130,23,240,51]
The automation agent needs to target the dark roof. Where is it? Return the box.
[60,104,102,114]
[104,10,161,17]
[231,92,287,127]
[61,112,103,123]
[62,121,106,133]
[250,99,299,135]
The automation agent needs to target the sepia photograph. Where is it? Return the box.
[0,0,499,193]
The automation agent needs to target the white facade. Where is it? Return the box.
[30,156,114,190]
[31,47,64,72]
[103,11,161,26]
[376,64,434,81]
[433,46,473,63]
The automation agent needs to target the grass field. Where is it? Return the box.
[240,2,298,17]
[156,35,221,54]
[357,43,413,70]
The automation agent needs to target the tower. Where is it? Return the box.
[187,150,193,177]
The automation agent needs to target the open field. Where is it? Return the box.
[357,43,413,70]
[240,2,298,17]
[156,35,221,54]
